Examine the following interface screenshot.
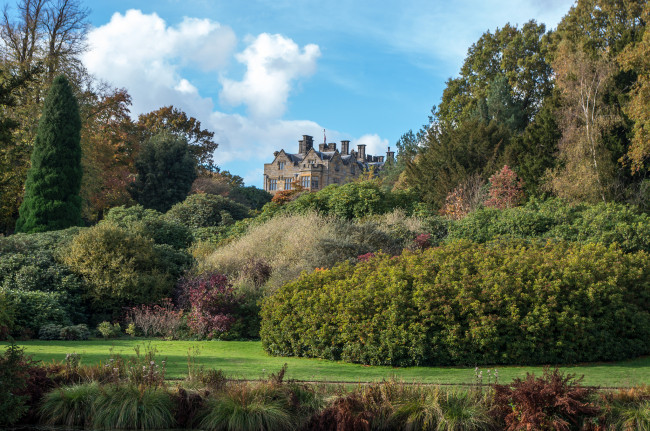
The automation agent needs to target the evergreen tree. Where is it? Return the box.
[15,75,82,233]
[128,132,197,212]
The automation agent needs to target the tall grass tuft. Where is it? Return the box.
[200,383,294,431]
[38,382,100,427]
[436,390,492,431]
[92,384,175,430]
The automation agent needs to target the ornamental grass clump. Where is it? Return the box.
[91,384,175,430]
[38,382,99,427]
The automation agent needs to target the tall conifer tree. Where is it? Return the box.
[15,75,82,233]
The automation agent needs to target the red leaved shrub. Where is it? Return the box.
[182,272,240,339]
[491,367,600,431]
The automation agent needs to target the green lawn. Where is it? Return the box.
[3,339,650,388]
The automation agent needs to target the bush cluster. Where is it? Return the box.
[261,240,650,366]
[445,198,650,253]
[38,324,89,340]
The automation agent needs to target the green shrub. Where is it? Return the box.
[104,205,193,249]
[0,251,87,324]
[0,291,15,339]
[228,186,272,210]
[39,324,64,340]
[446,198,650,253]
[2,288,70,336]
[0,226,82,254]
[60,324,90,340]
[285,180,419,219]
[261,240,650,366]
[165,193,250,229]
[62,223,191,317]
[97,321,121,339]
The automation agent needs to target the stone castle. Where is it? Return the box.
[263,134,394,194]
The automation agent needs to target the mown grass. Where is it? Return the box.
[3,339,650,387]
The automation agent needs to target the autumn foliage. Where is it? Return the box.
[484,165,524,209]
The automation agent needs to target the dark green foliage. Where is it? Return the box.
[39,324,89,340]
[104,205,193,249]
[446,198,650,253]
[128,132,197,212]
[0,251,86,324]
[2,289,71,336]
[62,223,192,318]
[261,240,650,366]
[228,186,272,211]
[503,96,561,197]
[38,324,64,340]
[0,226,82,254]
[165,193,250,229]
[406,119,510,208]
[16,75,83,233]
[0,344,31,425]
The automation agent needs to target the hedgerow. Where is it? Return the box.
[261,239,650,366]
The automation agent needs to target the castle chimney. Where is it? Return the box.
[341,140,350,155]
[319,143,327,152]
[357,144,366,162]
[299,138,305,154]
[327,142,336,151]
[378,155,385,163]
[302,135,313,154]
[386,146,395,162]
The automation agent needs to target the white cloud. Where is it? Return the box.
[82,9,236,115]
[220,33,321,119]
[352,134,390,160]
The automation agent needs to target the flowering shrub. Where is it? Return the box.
[183,272,239,339]
[261,240,650,366]
[128,299,183,339]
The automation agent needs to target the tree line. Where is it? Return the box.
[386,0,649,212]
[0,0,246,234]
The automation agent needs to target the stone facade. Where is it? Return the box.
[263,135,395,194]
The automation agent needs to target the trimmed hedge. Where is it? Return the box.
[261,240,650,366]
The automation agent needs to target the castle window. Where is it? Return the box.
[284,178,292,190]
[312,177,319,189]
[278,162,285,170]
[300,176,310,188]
[269,179,277,191]
[335,163,340,172]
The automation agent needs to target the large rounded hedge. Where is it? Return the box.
[261,240,650,366]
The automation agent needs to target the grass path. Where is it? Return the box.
[3,339,650,387]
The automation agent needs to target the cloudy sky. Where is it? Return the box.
[82,0,576,187]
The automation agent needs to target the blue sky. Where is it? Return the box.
[82,0,576,187]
